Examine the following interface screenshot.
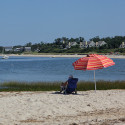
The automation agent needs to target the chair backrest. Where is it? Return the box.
[67,78,78,89]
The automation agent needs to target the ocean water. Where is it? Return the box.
[0,56,125,83]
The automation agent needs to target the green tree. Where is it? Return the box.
[90,36,100,42]
[25,42,32,47]
[0,46,3,53]
[54,38,62,45]
[79,37,84,42]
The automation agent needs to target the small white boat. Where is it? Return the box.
[2,55,9,59]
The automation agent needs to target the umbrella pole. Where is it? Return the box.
[94,70,96,92]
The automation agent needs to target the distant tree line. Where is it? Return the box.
[29,36,125,53]
[1,36,125,54]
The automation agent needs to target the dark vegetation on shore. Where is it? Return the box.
[1,36,125,54]
[0,80,125,92]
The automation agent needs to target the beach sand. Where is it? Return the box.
[1,54,125,59]
[0,90,125,125]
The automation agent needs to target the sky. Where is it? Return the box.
[0,0,125,46]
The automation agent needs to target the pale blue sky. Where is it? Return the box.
[0,0,125,46]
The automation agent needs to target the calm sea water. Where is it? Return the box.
[0,56,125,83]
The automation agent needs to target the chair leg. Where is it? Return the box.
[63,88,68,94]
[75,89,77,94]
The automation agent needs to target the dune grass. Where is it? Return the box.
[0,80,125,92]
[77,80,125,91]
[0,81,60,91]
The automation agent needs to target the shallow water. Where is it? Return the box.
[0,56,125,83]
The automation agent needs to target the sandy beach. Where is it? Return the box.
[0,90,125,125]
[1,54,125,59]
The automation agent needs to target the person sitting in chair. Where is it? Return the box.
[60,75,78,94]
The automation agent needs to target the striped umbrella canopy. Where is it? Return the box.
[73,54,115,70]
[72,54,115,91]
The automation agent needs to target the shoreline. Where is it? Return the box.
[0,54,125,58]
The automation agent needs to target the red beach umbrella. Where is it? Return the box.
[72,54,115,91]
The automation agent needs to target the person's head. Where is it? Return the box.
[69,74,73,79]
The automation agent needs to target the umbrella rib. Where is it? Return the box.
[85,57,90,70]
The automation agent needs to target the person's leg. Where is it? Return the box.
[60,82,66,93]
[66,88,75,94]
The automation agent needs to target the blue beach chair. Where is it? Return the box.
[64,78,78,94]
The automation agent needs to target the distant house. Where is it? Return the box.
[4,46,13,52]
[80,41,95,48]
[14,47,24,52]
[87,41,96,47]
[66,42,77,48]
[80,41,87,48]
[80,41,107,48]
[24,47,31,52]
[119,42,125,48]
[95,41,107,47]
[34,48,40,52]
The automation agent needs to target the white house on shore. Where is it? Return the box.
[24,47,31,52]
[14,47,24,52]
[80,41,95,48]
[4,46,13,52]
[119,42,125,48]
[95,41,107,47]
[66,42,77,48]
[80,41,107,48]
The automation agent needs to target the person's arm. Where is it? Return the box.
[63,80,68,86]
